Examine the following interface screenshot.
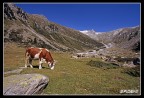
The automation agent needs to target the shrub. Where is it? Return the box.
[87,60,118,69]
[122,65,140,77]
[114,57,135,62]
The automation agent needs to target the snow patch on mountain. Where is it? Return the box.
[80,29,103,35]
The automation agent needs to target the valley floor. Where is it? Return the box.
[3,42,140,95]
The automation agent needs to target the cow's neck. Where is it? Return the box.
[46,52,53,63]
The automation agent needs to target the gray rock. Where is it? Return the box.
[3,74,49,95]
[4,69,23,75]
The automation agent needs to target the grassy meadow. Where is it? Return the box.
[4,42,140,95]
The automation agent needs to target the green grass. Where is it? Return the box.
[4,42,140,95]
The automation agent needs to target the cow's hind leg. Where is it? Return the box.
[39,60,42,69]
[25,52,30,68]
[29,59,33,68]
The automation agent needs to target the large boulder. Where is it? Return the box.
[3,74,49,95]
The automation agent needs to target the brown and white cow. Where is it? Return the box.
[25,47,55,70]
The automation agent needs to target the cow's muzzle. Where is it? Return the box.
[48,60,56,70]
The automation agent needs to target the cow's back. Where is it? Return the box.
[26,47,41,58]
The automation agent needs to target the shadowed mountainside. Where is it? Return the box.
[4,3,104,52]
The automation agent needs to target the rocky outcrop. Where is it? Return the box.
[4,4,16,20]
[4,3,28,21]
[3,74,49,95]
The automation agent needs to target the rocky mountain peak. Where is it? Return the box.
[4,3,28,21]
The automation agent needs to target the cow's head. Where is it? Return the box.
[48,60,56,70]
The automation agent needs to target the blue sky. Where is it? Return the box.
[15,3,140,32]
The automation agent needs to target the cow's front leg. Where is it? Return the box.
[25,57,29,68]
[39,60,43,69]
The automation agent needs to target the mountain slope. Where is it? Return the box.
[80,26,140,51]
[4,3,104,51]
